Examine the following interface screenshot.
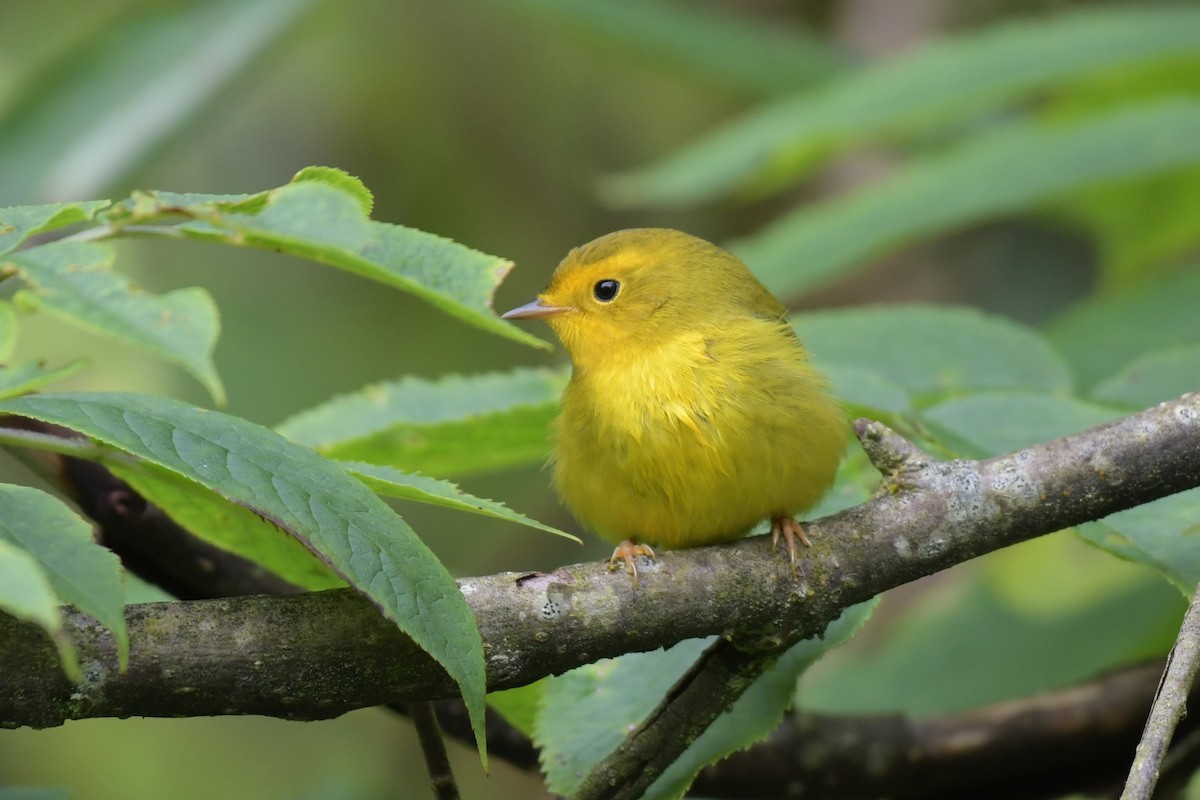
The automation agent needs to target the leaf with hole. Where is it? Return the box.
[0,202,111,256]
[139,173,545,349]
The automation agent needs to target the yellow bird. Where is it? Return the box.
[503,229,845,582]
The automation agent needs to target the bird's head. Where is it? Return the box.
[503,228,782,368]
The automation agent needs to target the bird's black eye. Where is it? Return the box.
[593,279,620,303]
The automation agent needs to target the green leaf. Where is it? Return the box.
[1058,167,1200,282]
[537,601,875,797]
[734,101,1200,299]
[798,533,1183,716]
[603,6,1200,206]
[0,360,86,400]
[0,0,317,204]
[1042,57,1200,282]
[291,166,373,215]
[810,447,876,520]
[277,368,564,476]
[108,461,344,591]
[150,177,545,349]
[0,538,78,682]
[798,306,1072,404]
[1080,491,1200,595]
[1045,267,1200,390]
[1090,344,1200,409]
[537,638,712,796]
[819,364,911,416]
[357,222,536,347]
[919,390,1195,594]
[341,461,579,543]
[0,789,71,800]
[495,0,848,98]
[0,201,111,256]
[487,680,545,739]
[0,392,489,762]
[645,600,877,800]
[0,483,127,670]
[920,392,1124,457]
[5,240,224,404]
[0,299,17,361]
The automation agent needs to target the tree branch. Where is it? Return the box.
[0,393,1198,796]
[434,660,1190,800]
[573,393,1200,799]
[698,662,1170,800]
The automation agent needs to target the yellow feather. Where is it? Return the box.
[505,229,846,552]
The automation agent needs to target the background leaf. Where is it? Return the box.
[0,300,17,362]
[920,393,1200,596]
[495,0,849,98]
[734,101,1200,298]
[603,6,1200,206]
[0,0,317,204]
[0,789,70,800]
[799,305,1072,404]
[799,534,1182,716]
[1080,491,1200,595]
[486,681,545,739]
[1089,345,1200,409]
[537,601,875,797]
[645,600,877,800]
[537,638,712,796]
[1045,266,1200,390]
[276,368,564,476]
[6,240,223,404]
[920,392,1123,456]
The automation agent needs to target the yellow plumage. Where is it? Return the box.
[504,229,845,564]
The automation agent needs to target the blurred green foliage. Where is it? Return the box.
[1,0,1199,798]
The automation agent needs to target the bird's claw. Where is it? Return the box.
[771,517,811,575]
[608,540,656,589]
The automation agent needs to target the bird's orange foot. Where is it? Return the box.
[771,516,811,574]
[608,540,657,588]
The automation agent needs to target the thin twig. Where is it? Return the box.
[408,701,460,800]
[1122,585,1200,800]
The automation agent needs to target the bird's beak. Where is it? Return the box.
[502,298,572,320]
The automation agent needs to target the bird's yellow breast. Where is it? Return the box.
[551,318,845,549]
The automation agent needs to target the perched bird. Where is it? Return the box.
[503,229,845,582]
